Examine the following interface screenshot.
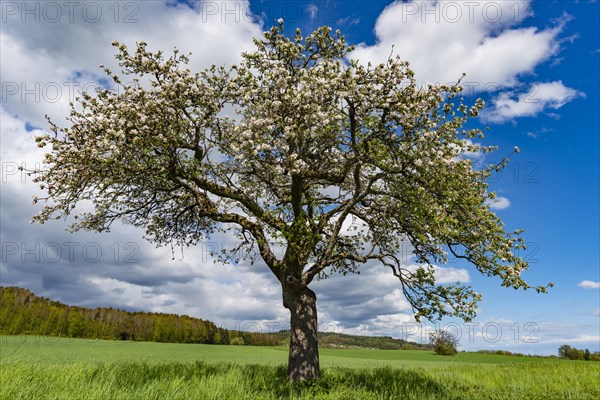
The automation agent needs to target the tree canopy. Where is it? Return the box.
[33,22,552,380]
[429,329,459,356]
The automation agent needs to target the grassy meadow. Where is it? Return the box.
[1,336,598,399]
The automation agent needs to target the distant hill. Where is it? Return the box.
[0,286,430,350]
[259,330,431,350]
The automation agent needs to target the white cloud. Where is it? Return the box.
[404,263,470,284]
[352,1,561,89]
[578,280,600,289]
[306,4,319,21]
[456,139,484,162]
[0,1,262,128]
[87,276,179,309]
[337,16,360,27]
[351,1,583,124]
[540,334,600,345]
[351,313,414,336]
[339,214,369,237]
[487,196,511,210]
[482,81,585,123]
[433,265,470,283]
[387,318,600,355]
[0,108,48,201]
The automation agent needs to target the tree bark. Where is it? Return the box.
[283,284,320,381]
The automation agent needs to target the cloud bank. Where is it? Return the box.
[352,0,581,122]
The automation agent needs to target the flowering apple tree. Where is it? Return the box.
[33,23,552,381]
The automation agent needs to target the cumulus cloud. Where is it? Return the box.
[351,1,583,124]
[578,280,600,289]
[396,318,600,355]
[332,313,536,344]
[339,214,369,237]
[352,1,561,88]
[0,1,262,128]
[455,139,484,164]
[402,263,470,285]
[433,265,470,283]
[311,259,470,332]
[487,196,511,210]
[482,81,585,123]
[313,262,413,328]
[338,313,415,337]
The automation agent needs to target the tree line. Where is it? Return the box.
[558,345,600,361]
[0,286,292,346]
[0,286,429,349]
[0,286,229,344]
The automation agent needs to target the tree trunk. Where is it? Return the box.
[283,285,320,381]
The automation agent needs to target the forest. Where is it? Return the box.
[0,286,429,350]
[0,286,230,344]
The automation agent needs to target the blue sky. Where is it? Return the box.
[1,1,598,354]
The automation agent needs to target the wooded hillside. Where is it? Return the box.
[0,286,430,350]
[0,286,228,344]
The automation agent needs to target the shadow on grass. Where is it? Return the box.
[97,362,449,399]
[105,361,228,388]
[322,366,447,397]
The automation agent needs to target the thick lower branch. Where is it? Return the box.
[176,177,282,280]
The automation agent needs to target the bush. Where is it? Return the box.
[429,330,458,356]
[230,337,245,346]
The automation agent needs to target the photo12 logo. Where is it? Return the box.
[396,1,526,24]
[1,1,139,24]
[400,321,540,344]
[1,241,139,264]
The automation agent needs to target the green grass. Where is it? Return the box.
[1,336,599,399]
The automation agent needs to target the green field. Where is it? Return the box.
[1,336,598,399]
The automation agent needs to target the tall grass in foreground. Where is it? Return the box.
[2,360,598,400]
